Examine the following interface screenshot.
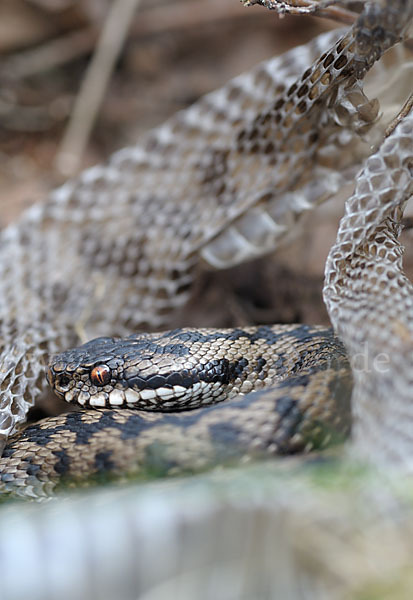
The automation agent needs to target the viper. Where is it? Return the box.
[0,1,412,500]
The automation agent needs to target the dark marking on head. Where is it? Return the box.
[197,358,231,385]
[124,357,248,392]
[146,374,171,389]
[162,344,190,356]
[166,372,185,387]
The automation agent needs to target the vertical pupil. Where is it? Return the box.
[91,365,111,386]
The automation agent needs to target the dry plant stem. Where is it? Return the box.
[55,0,142,177]
[130,0,273,35]
[384,92,413,139]
[0,0,276,81]
[0,28,99,80]
[241,0,358,24]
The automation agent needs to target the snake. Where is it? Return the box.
[1,326,352,497]
[0,0,412,501]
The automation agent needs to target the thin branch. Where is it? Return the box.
[0,28,99,80]
[384,92,413,139]
[131,0,278,35]
[241,0,359,25]
[1,0,275,80]
[55,0,142,177]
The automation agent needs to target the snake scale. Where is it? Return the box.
[0,0,412,501]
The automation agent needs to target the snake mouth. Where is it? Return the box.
[76,379,226,410]
[48,363,228,409]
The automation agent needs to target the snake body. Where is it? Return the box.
[0,326,351,497]
[0,1,412,500]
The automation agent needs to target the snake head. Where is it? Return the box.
[47,329,252,410]
[47,336,121,405]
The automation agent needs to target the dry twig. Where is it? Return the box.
[55,0,142,177]
[241,0,359,25]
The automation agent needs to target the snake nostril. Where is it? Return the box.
[57,374,71,392]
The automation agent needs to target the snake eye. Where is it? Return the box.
[91,364,111,386]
